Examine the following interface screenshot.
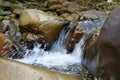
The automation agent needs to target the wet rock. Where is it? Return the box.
[65,10,106,52]
[0,19,26,58]
[82,29,100,76]
[80,10,106,79]
[19,9,65,50]
[0,58,81,80]
[65,23,87,52]
[80,10,106,21]
[0,33,13,58]
[98,6,120,80]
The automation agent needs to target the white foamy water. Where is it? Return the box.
[17,38,84,67]
[16,20,103,75]
[17,23,84,67]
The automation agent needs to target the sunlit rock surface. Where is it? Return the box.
[19,9,65,50]
[0,58,81,80]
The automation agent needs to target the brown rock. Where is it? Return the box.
[82,30,100,75]
[60,13,79,22]
[61,1,80,13]
[98,6,120,80]
[22,33,39,42]
[0,33,12,58]
[47,0,65,5]
[19,9,65,49]
[65,23,87,52]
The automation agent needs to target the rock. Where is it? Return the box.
[22,33,39,42]
[0,0,2,4]
[82,29,100,75]
[1,19,21,42]
[98,6,120,80]
[60,13,79,22]
[80,10,106,21]
[0,33,13,58]
[65,10,106,52]
[49,4,61,10]
[80,10,106,79]
[13,9,22,18]
[47,0,65,5]
[0,58,81,80]
[2,11,12,16]
[0,19,26,58]
[60,1,80,13]
[75,0,90,6]
[19,9,65,50]
[19,9,64,26]
[65,23,87,52]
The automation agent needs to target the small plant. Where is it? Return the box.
[0,7,3,20]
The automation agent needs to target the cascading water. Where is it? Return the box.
[16,18,105,76]
[16,23,85,75]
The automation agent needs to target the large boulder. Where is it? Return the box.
[0,58,81,80]
[0,33,13,58]
[19,9,65,49]
[98,6,120,80]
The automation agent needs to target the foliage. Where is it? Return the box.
[0,7,3,20]
[112,0,120,2]
[11,0,16,3]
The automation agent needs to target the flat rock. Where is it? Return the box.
[0,58,81,80]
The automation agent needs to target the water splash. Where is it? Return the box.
[16,23,84,75]
[16,18,105,75]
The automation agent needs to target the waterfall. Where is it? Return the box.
[16,23,85,75]
[16,18,104,75]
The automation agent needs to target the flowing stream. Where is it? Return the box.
[16,23,85,75]
[15,18,105,76]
